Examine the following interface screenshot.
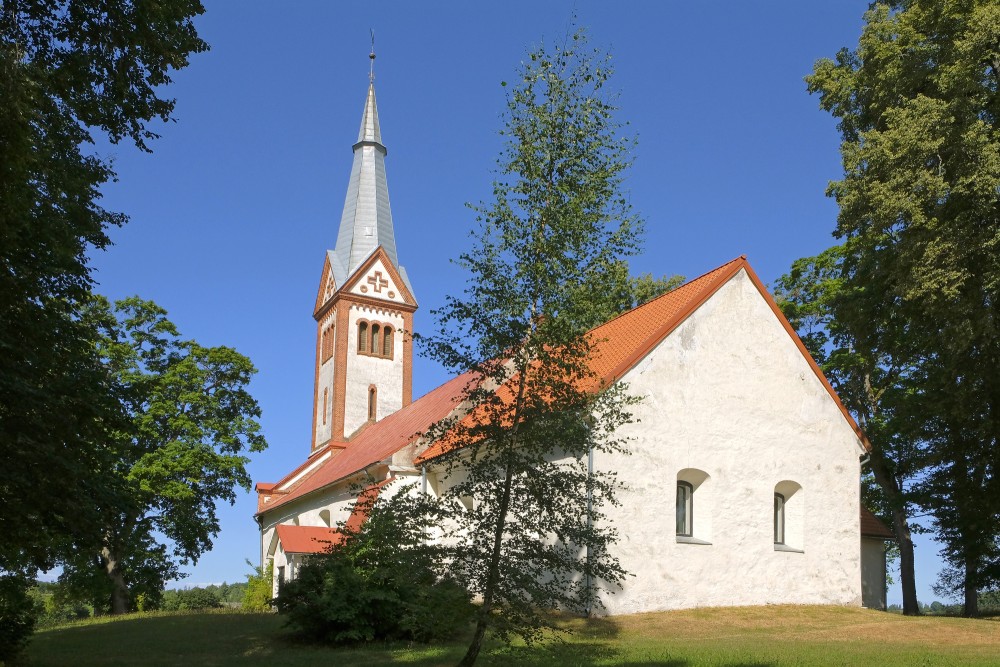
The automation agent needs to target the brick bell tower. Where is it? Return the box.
[310,56,417,451]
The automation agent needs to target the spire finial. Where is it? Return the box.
[369,30,376,83]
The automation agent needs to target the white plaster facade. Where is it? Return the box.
[344,304,405,436]
[259,264,882,614]
[591,269,863,613]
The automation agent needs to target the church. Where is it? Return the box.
[254,75,893,614]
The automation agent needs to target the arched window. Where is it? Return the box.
[774,493,785,544]
[676,481,693,537]
[321,324,334,362]
[358,321,369,353]
[319,509,331,527]
[368,386,377,421]
[382,326,393,358]
[371,323,381,356]
[774,480,803,552]
[676,468,712,544]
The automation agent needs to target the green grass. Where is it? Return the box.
[20,605,1000,666]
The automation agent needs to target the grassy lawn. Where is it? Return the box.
[21,605,1000,666]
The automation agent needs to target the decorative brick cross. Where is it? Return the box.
[367,271,389,294]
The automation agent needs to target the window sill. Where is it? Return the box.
[774,543,804,553]
[676,536,712,545]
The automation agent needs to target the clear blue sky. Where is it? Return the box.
[87,1,941,605]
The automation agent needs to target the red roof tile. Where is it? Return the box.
[258,372,474,516]
[860,506,895,539]
[275,525,344,554]
[261,256,870,514]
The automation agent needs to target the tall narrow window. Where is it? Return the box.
[774,493,785,544]
[371,324,381,356]
[368,386,377,421]
[382,326,393,357]
[676,481,693,537]
[322,325,335,362]
[322,389,328,425]
[358,321,368,353]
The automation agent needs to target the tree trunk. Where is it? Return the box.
[870,454,919,615]
[964,556,979,618]
[892,508,919,615]
[101,544,131,614]
[459,367,528,667]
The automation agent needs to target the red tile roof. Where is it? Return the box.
[259,256,870,515]
[275,525,344,554]
[258,372,475,516]
[860,506,895,539]
[273,479,391,553]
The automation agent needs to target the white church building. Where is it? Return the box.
[254,75,893,613]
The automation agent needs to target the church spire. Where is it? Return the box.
[332,53,399,282]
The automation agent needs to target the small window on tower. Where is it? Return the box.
[322,389,328,426]
[368,386,377,421]
[358,321,368,353]
[371,324,381,356]
[382,326,393,358]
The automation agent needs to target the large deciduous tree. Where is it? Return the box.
[59,297,266,614]
[802,0,1000,615]
[0,0,207,582]
[416,29,642,666]
[774,246,925,615]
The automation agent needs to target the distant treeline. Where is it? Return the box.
[30,581,251,627]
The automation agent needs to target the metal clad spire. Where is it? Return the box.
[332,44,401,283]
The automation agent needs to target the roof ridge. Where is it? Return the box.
[589,255,746,335]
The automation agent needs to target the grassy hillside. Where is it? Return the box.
[21,605,1000,666]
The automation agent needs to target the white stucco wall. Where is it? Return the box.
[595,269,864,614]
[344,304,405,436]
[261,470,419,594]
[861,538,887,609]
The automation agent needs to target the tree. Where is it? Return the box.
[805,0,1000,616]
[415,29,642,666]
[0,0,207,597]
[58,297,266,614]
[275,493,473,644]
[774,246,927,615]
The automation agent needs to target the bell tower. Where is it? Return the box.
[310,56,417,451]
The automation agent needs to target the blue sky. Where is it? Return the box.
[87,2,941,604]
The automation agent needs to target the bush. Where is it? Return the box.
[0,574,38,664]
[274,494,472,644]
[242,561,273,612]
[160,587,221,611]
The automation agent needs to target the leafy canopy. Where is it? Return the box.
[414,28,644,666]
[794,0,1000,614]
[0,0,207,580]
[59,296,266,613]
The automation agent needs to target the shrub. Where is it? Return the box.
[0,574,38,664]
[274,493,472,644]
[242,561,273,612]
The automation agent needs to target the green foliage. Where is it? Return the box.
[275,496,473,644]
[0,0,207,581]
[56,297,267,614]
[783,0,1000,616]
[160,588,221,612]
[413,28,642,665]
[242,562,274,612]
[27,583,92,629]
[0,574,37,664]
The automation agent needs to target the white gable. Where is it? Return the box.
[349,258,406,304]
